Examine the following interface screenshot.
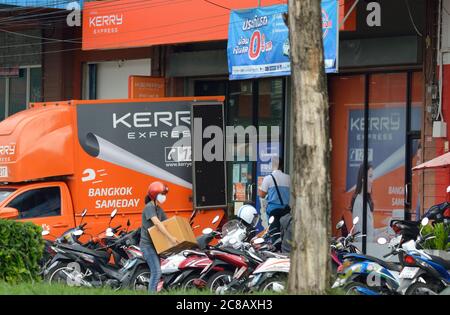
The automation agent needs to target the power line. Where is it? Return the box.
[0,27,80,43]
[0,0,193,29]
[0,8,287,58]
[0,1,293,56]
[0,0,73,20]
[404,0,423,37]
[203,0,230,11]
[0,1,71,12]
[0,0,230,46]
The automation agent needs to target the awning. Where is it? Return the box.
[413,152,450,170]
[82,0,355,51]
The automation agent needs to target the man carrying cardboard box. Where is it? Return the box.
[139,181,179,293]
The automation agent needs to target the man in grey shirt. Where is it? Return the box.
[139,182,179,293]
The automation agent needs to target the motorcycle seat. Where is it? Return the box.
[58,243,110,260]
[220,247,247,257]
[427,255,450,270]
[364,255,403,272]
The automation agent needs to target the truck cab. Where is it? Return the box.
[0,182,76,238]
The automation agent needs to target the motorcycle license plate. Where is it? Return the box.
[399,267,419,279]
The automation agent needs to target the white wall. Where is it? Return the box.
[95,59,151,99]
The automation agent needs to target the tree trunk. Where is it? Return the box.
[287,0,331,294]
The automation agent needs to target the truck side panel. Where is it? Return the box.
[70,98,225,235]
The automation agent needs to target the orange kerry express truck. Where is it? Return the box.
[0,97,226,240]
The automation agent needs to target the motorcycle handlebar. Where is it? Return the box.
[383,252,392,258]
[80,223,87,229]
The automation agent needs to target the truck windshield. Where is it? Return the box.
[0,189,16,203]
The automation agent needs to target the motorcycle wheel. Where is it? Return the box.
[130,267,150,291]
[180,273,201,290]
[44,261,66,282]
[405,282,439,295]
[206,270,234,292]
[260,274,287,293]
[47,262,87,287]
[344,282,373,295]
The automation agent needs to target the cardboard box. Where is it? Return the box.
[148,216,198,255]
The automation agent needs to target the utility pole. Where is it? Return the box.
[287,0,331,294]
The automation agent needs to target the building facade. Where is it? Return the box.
[1,0,449,254]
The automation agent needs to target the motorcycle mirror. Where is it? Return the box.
[353,216,360,225]
[127,219,131,227]
[81,209,87,217]
[268,216,275,224]
[212,215,220,224]
[105,228,114,237]
[253,238,265,245]
[111,209,118,218]
[377,237,387,245]
[336,220,344,230]
[73,229,83,236]
[41,230,50,236]
[421,217,429,227]
[202,228,213,235]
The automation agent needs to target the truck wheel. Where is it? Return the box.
[130,267,150,291]
[206,270,233,292]
[260,274,287,293]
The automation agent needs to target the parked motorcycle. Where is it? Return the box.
[332,215,448,295]
[398,217,450,295]
[135,215,222,292]
[42,210,149,291]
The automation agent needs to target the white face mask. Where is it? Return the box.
[156,194,166,204]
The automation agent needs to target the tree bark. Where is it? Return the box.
[287,0,331,294]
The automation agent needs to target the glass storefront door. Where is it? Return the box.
[366,73,408,256]
[193,78,286,222]
[330,71,423,256]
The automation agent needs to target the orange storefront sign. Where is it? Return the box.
[128,76,165,98]
[82,0,354,51]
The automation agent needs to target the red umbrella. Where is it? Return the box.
[413,151,450,170]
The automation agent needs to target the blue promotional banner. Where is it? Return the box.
[1,0,83,9]
[227,1,339,80]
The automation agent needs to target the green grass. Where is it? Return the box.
[0,281,343,295]
[0,281,274,295]
[0,281,146,295]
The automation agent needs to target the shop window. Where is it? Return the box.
[8,68,27,116]
[0,66,41,120]
[330,71,423,257]
[7,187,61,219]
[192,77,286,223]
[367,73,407,250]
[30,67,42,103]
[0,78,5,120]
